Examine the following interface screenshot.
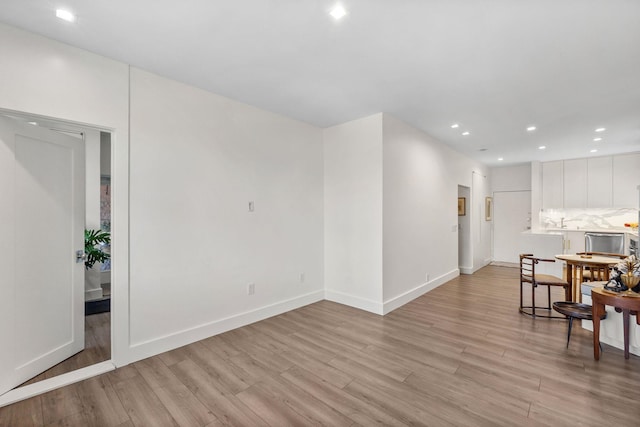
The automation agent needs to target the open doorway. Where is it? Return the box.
[0,111,112,391]
[458,185,472,273]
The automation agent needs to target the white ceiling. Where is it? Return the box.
[1,0,639,166]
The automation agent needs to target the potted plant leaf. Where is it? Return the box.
[85,228,110,270]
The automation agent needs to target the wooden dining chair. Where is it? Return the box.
[575,252,627,283]
[519,254,571,318]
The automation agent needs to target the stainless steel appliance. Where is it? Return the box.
[584,232,625,254]
[630,236,638,257]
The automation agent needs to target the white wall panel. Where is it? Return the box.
[128,69,324,353]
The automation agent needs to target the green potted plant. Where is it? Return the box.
[84,228,110,270]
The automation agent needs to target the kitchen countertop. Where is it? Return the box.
[544,228,635,233]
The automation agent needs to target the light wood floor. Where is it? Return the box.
[2,265,640,426]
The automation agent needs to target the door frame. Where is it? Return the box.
[0,109,120,407]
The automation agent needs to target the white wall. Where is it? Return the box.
[127,69,324,359]
[491,163,532,192]
[0,23,325,367]
[323,114,384,313]
[382,115,491,310]
[0,22,492,377]
[323,113,491,315]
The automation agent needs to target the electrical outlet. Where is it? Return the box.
[248,201,254,212]
[300,273,305,283]
[426,273,430,282]
[247,283,255,295]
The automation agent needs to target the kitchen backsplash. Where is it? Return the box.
[540,208,639,231]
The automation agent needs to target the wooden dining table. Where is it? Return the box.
[555,254,622,302]
[591,287,640,360]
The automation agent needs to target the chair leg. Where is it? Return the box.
[547,286,551,310]
[519,280,523,311]
[532,284,536,318]
[566,317,574,348]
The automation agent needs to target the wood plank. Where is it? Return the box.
[134,357,218,427]
[169,358,268,427]
[110,374,179,426]
[75,375,130,427]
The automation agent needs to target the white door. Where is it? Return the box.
[0,115,85,394]
[493,191,531,263]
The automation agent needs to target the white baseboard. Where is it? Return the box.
[0,361,115,408]
[85,288,103,301]
[460,259,491,275]
[324,289,384,315]
[125,290,324,365]
[459,266,474,275]
[382,269,459,314]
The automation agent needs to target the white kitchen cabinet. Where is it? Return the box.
[587,156,613,207]
[542,160,563,209]
[563,231,585,254]
[612,153,640,208]
[563,159,587,208]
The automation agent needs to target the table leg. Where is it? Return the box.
[623,309,630,360]
[566,264,574,301]
[593,301,603,360]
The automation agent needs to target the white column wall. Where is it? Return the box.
[128,69,324,359]
[323,114,384,313]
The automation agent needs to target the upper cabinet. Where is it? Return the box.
[612,153,640,208]
[587,156,613,207]
[541,153,640,209]
[563,159,587,208]
[542,161,563,209]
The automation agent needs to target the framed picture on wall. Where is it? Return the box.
[485,197,493,221]
[458,197,466,216]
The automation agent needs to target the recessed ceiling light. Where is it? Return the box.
[538,146,546,150]
[451,123,459,129]
[595,127,606,132]
[56,9,76,22]
[498,157,504,161]
[527,126,537,132]
[593,137,602,142]
[330,5,347,20]
[462,131,470,136]
[590,149,598,153]
[27,121,37,125]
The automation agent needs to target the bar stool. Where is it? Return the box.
[552,301,607,348]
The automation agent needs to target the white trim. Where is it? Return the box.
[324,289,384,315]
[461,259,491,275]
[125,290,324,364]
[459,266,474,275]
[382,269,460,314]
[0,361,115,408]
